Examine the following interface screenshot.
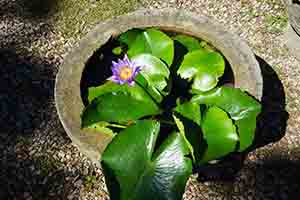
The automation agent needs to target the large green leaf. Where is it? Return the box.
[200,106,239,163]
[192,86,262,151]
[174,101,201,126]
[173,35,202,52]
[82,83,161,127]
[132,54,170,91]
[127,28,174,66]
[177,50,225,92]
[88,81,124,103]
[102,120,192,200]
[134,74,163,103]
[118,28,143,46]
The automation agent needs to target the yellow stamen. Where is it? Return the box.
[119,66,133,80]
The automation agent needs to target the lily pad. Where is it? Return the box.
[192,86,261,151]
[132,54,170,91]
[127,28,174,66]
[102,120,192,200]
[173,35,202,51]
[82,83,160,127]
[200,106,239,163]
[118,28,143,46]
[177,50,225,92]
[134,74,163,103]
[174,101,201,126]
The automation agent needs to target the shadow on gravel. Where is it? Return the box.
[0,49,78,199]
[0,2,91,199]
[0,0,59,20]
[20,0,59,19]
[195,56,289,183]
[255,156,300,200]
[0,49,55,143]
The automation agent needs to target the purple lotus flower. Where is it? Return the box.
[107,54,142,86]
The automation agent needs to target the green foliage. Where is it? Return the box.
[118,28,143,45]
[200,106,238,163]
[173,35,202,51]
[192,86,261,151]
[126,28,174,66]
[174,101,201,126]
[102,120,192,200]
[82,83,160,127]
[134,74,163,103]
[132,53,170,91]
[81,28,262,200]
[177,50,225,92]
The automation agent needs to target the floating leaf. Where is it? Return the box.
[102,120,192,200]
[134,74,163,103]
[174,101,201,126]
[132,54,170,91]
[88,81,124,103]
[127,28,174,66]
[173,35,202,51]
[192,86,261,151]
[82,84,160,127]
[118,28,143,46]
[200,106,239,163]
[177,50,225,92]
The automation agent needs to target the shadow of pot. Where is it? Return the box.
[55,9,263,167]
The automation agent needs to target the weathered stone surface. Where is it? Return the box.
[285,24,300,61]
[55,9,263,165]
[287,2,300,35]
[285,0,300,60]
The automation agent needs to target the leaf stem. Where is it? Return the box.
[107,124,127,128]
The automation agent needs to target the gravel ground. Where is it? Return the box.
[1,0,300,199]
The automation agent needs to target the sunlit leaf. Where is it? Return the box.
[82,83,160,127]
[118,28,143,46]
[174,101,201,126]
[177,50,225,92]
[102,120,192,200]
[192,86,261,151]
[173,35,202,51]
[200,106,239,163]
[127,28,174,66]
[132,54,170,91]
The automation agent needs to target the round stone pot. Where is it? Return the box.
[55,9,263,166]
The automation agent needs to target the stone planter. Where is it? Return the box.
[285,0,300,60]
[55,9,263,166]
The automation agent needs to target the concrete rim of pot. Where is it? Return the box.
[55,8,263,166]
